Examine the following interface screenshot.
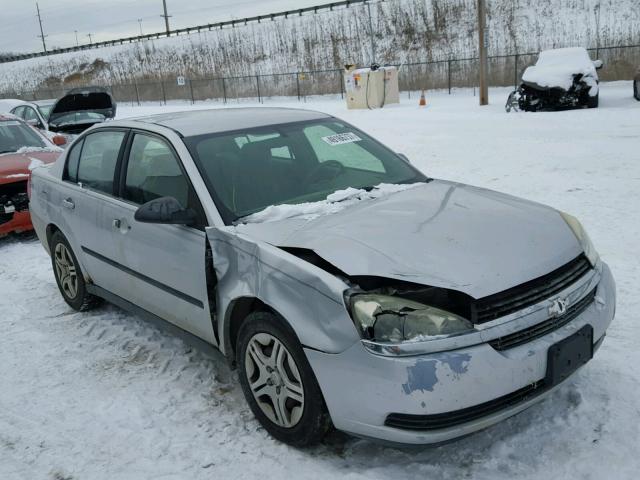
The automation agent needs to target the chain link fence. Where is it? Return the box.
[7,44,639,105]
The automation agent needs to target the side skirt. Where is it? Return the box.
[87,284,223,361]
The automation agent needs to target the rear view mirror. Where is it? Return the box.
[593,59,604,70]
[52,135,67,146]
[134,196,197,226]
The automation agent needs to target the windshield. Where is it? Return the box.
[184,119,428,224]
[0,119,46,154]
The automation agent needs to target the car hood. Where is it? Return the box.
[234,180,583,299]
[49,88,116,126]
[0,151,59,184]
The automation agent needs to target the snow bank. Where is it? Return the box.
[522,47,598,91]
[239,183,423,224]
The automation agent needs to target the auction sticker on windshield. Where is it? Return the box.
[322,132,362,146]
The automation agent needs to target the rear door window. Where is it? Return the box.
[76,131,126,195]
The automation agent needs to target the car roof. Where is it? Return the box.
[33,99,56,106]
[126,107,332,137]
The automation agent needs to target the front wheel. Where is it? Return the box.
[587,93,599,108]
[50,231,100,311]
[236,311,331,446]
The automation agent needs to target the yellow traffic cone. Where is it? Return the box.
[419,90,427,106]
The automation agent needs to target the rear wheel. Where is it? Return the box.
[634,80,640,101]
[236,311,331,446]
[50,231,100,311]
[587,93,599,108]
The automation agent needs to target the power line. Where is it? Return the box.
[35,2,47,53]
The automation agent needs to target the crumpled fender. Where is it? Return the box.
[206,226,361,357]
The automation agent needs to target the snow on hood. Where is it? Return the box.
[239,183,424,224]
[522,47,597,91]
[15,146,63,155]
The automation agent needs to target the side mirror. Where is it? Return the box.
[134,196,197,226]
[52,135,67,146]
[593,59,604,70]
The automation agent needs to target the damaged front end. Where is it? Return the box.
[0,180,29,227]
[343,280,485,356]
[506,73,597,112]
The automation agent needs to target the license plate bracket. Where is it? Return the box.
[545,324,593,387]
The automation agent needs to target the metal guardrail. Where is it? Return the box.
[0,0,376,64]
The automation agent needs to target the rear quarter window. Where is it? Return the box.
[64,139,84,183]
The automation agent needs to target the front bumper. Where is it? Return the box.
[0,210,33,237]
[306,262,616,445]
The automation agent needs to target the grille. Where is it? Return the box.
[489,288,596,351]
[385,380,546,431]
[474,254,592,323]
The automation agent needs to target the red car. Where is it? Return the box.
[0,114,64,237]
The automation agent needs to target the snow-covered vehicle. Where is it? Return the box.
[506,47,603,112]
[28,108,615,446]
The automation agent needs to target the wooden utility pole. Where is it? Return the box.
[477,0,488,105]
[366,1,376,65]
[35,2,47,53]
[161,0,171,34]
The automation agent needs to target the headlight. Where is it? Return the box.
[560,212,599,267]
[351,294,474,343]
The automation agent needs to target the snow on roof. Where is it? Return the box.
[522,47,597,90]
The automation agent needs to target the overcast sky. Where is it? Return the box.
[0,0,323,53]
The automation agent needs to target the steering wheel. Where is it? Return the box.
[303,160,346,186]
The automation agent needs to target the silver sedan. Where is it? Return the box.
[29,108,616,446]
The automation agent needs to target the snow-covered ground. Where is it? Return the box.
[1,81,639,479]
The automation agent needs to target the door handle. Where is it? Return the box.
[113,219,131,232]
[62,198,75,210]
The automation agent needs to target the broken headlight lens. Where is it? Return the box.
[560,211,599,267]
[351,294,474,343]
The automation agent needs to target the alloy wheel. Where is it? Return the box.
[244,332,305,428]
[54,243,78,300]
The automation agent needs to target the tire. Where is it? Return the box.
[50,231,100,311]
[634,80,640,101]
[587,92,599,108]
[236,311,331,446]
